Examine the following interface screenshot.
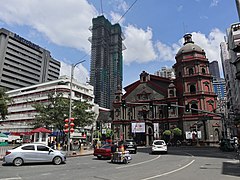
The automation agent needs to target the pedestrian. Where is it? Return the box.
[111,142,118,153]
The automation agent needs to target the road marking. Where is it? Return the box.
[115,155,161,169]
[141,159,195,180]
[0,177,22,180]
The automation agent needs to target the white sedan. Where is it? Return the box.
[151,140,168,154]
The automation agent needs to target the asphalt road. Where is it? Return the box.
[0,146,239,180]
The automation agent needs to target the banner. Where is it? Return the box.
[153,123,159,139]
[132,122,145,133]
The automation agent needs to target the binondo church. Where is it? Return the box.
[112,34,222,146]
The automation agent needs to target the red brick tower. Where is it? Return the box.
[173,34,222,144]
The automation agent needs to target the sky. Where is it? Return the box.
[0,0,238,88]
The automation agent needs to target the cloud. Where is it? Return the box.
[60,61,89,84]
[110,11,125,25]
[210,0,219,7]
[123,25,157,65]
[152,29,225,77]
[155,41,181,62]
[177,5,183,12]
[0,0,98,53]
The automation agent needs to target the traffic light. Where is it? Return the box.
[149,101,153,110]
[121,99,126,108]
[185,104,190,112]
[167,102,171,109]
[96,121,101,130]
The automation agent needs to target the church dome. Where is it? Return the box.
[176,34,205,56]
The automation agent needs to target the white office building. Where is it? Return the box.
[0,76,99,133]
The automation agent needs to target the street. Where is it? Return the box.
[0,146,239,180]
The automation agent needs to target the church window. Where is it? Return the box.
[202,68,206,74]
[191,103,198,114]
[169,90,174,97]
[190,84,196,93]
[189,68,194,75]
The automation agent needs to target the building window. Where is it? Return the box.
[191,103,198,114]
[202,68,206,74]
[169,90,174,97]
[190,84,196,94]
[189,68,194,75]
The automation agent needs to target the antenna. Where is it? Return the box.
[100,0,103,15]
[182,22,187,34]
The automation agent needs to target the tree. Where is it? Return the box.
[0,88,11,120]
[72,100,96,127]
[32,92,96,130]
[163,130,171,143]
[172,128,183,144]
[32,92,69,130]
[172,127,182,137]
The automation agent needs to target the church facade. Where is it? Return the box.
[112,34,222,146]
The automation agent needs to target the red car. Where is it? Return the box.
[93,144,112,159]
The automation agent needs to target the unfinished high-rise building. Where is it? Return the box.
[89,15,125,109]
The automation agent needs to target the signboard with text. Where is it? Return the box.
[132,122,145,133]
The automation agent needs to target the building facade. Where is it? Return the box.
[209,61,221,79]
[89,16,124,109]
[0,76,99,134]
[154,67,175,79]
[220,23,240,138]
[112,34,222,146]
[212,78,226,100]
[0,28,60,91]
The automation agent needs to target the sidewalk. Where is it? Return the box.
[66,147,94,157]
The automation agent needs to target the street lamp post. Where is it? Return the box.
[67,60,85,155]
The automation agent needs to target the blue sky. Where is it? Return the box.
[0,0,238,87]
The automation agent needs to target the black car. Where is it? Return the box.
[123,139,137,154]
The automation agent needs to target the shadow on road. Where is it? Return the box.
[222,161,240,177]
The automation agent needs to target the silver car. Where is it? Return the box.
[3,143,66,166]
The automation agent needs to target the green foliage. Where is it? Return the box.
[163,130,171,136]
[32,93,69,130]
[72,100,96,127]
[32,92,96,130]
[172,128,182,136]
[106,129,113,138]
[0,88,11,120]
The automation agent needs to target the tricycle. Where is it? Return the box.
[111,150,132,164]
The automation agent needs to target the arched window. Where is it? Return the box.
[202,68,206,74]
[189,68,194,75]
[169,90,174,97]
[190,84,196,93]
[191,104,198,114]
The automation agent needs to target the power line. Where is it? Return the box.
[116,0,138,24]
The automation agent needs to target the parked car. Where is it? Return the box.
[123,139,137,154]
[151,140,168,154]
[3,143,66,166]
[93,144,112,159]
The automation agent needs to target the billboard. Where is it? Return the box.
[185,131,201,139]
[132,122,145,133]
